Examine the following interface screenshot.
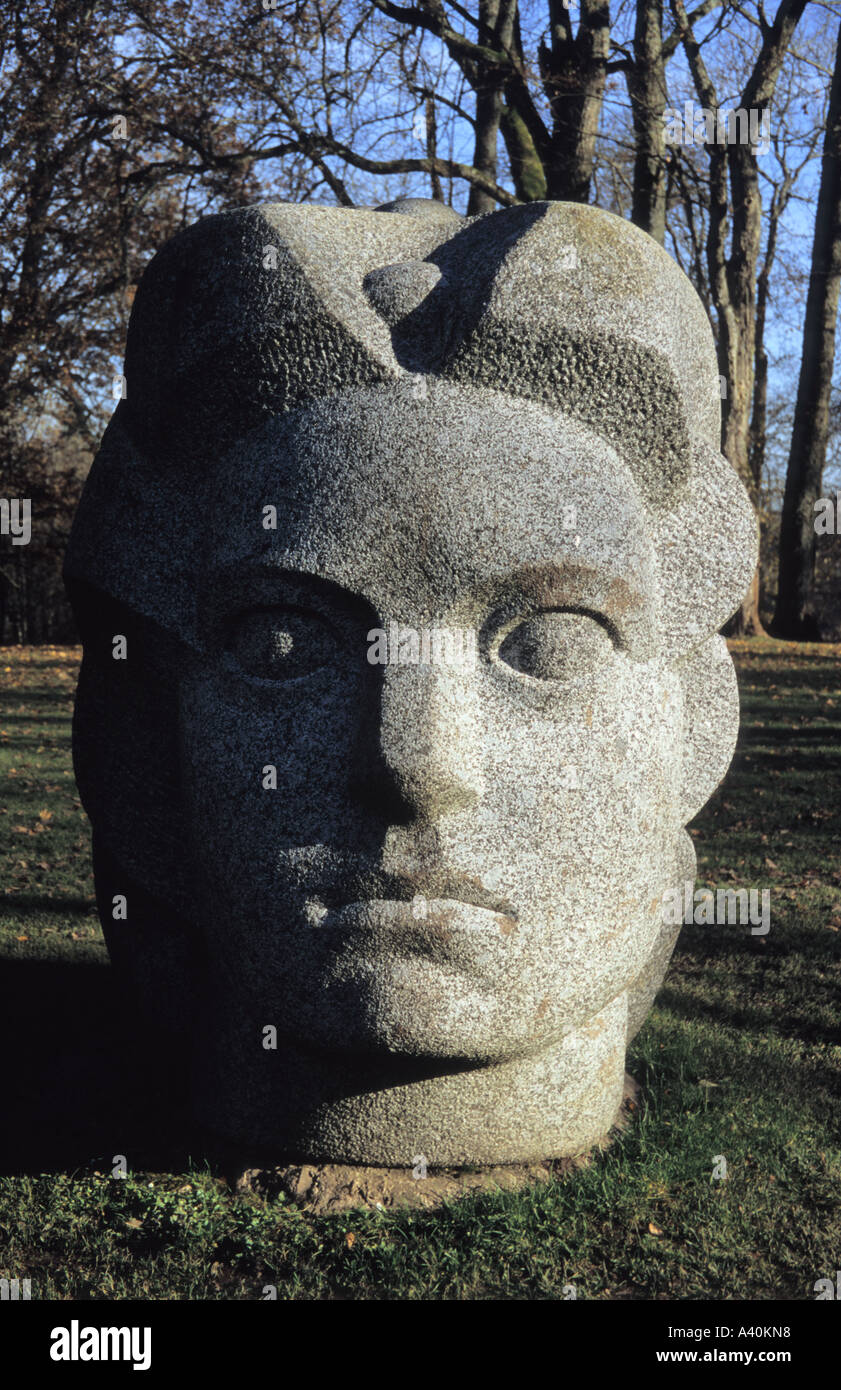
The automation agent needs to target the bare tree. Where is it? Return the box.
[774,18,841,639]
[0,0,834,643]
[670,0,808,634]
[627,0,669,239]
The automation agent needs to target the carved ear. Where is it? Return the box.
[628,633,744,1040]
[64,410,200,649]
[627,830,696,1043]
[653,443,758,657]
[64,582,195,915]
[675,634,742,822]
[92,834,199,1042]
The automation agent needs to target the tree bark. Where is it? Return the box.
[673,0,807,636]
[748,180,787,492]
[773,19,841,640]
[541,0,610,202]
[500,10,548,202]
[463,0,518,214]
[628,0,668,243]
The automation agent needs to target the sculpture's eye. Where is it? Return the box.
[225,607,340,680]
[496,610,614,681]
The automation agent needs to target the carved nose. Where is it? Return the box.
[362,260,452,372]
[363,260,444,327]
[355,659,483,824]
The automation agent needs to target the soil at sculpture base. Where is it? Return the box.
[233,1074,641,1213]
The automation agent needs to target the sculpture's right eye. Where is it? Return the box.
[494,609,615,682]
[225,607,341,681]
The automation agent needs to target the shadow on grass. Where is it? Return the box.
[1,895,97,914]
[657,980,841,1055]
[0,704,75,717]
[0,957,222,1178]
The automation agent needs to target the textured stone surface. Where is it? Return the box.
[234,1076,639,1213]
[65,197,756,1166]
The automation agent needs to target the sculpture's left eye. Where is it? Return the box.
[495,610,615,681]
[225,607,341,680]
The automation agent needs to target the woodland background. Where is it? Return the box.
[2,0,841,1304]
[1,0,840,642]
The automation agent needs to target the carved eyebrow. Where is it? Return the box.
[471,559,657,662]
[197,560,381,641]
[199,552,659,662]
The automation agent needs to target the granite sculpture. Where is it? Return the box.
[64,197,757,1166]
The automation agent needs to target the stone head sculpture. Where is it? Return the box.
[65,198,756,1166]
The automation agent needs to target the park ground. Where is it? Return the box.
[0,640,840,1299]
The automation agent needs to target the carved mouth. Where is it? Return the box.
[302,897,520,972]
[319,868,518,922]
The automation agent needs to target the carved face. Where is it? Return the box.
[177,380,686,1066]
[66,199,757,1162]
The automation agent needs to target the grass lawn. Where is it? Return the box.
[1,640,840,1300]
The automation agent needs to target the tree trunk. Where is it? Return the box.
[748,183,788,492]
[673,0,808,636]
[628,0,667,243]
[722,566,763,637]
[500,103,548,200]
[713,140,767,636]
[424,95,444,203]
[467,0,517,214]
[541,0,610,202]
[773,19,841,640]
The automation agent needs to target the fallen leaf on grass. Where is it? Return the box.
[648,1223,663,1236]
[345,1232,356,1249]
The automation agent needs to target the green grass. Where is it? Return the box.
[1,640,840,1300]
